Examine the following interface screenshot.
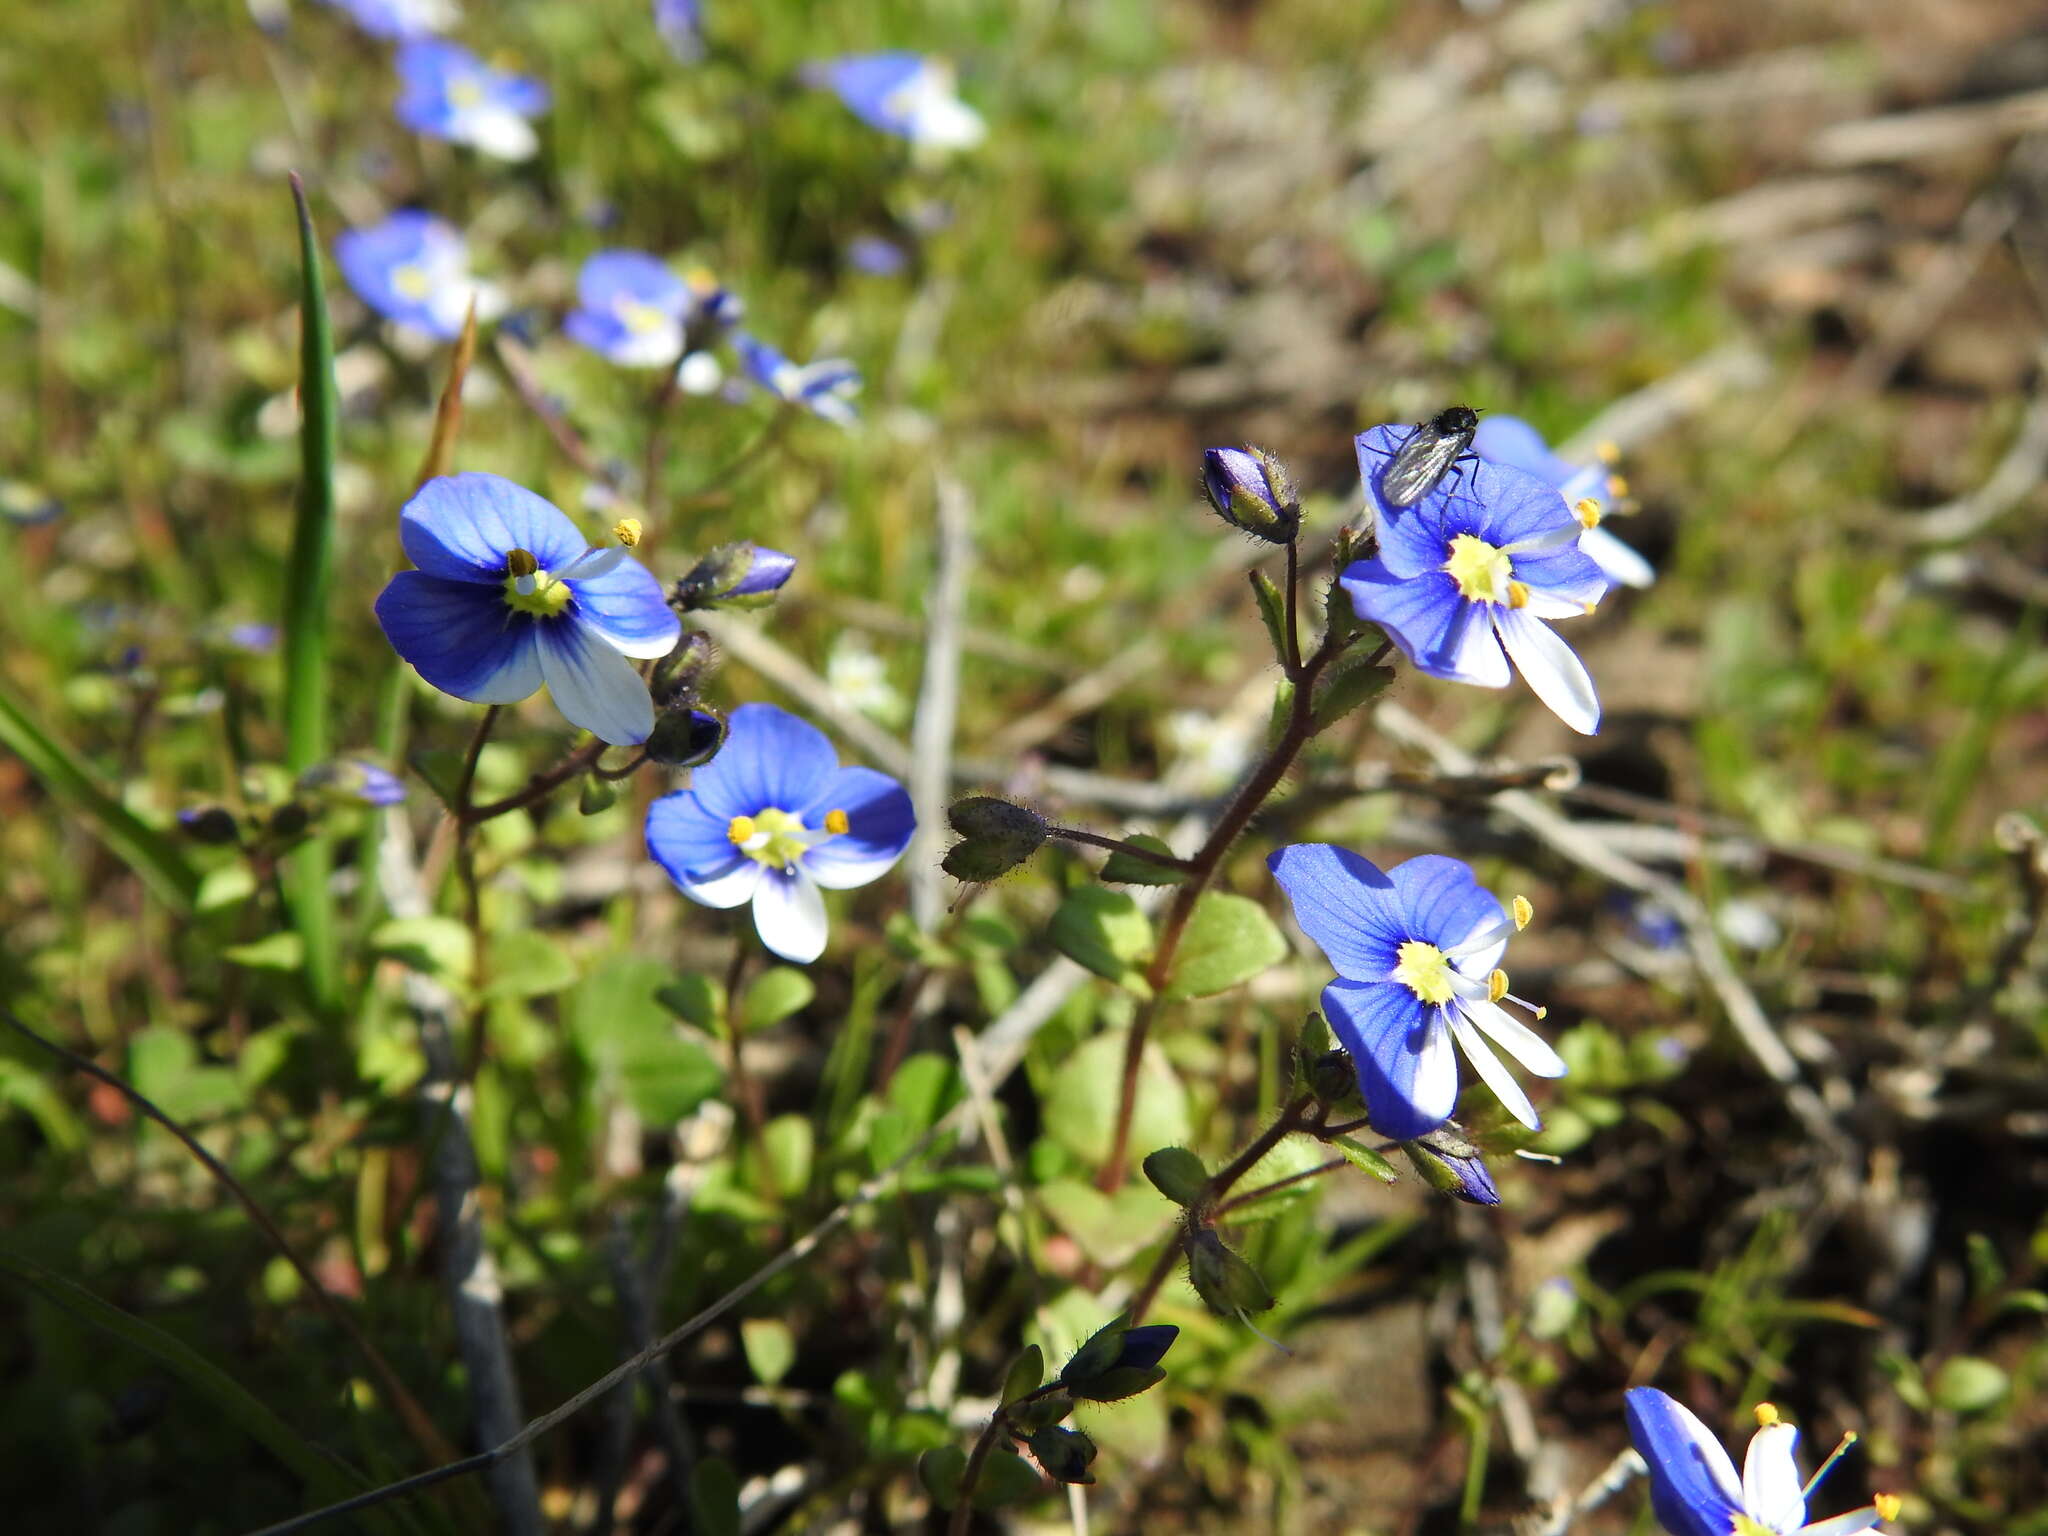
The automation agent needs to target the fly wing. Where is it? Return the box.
[1380,424,1467,507]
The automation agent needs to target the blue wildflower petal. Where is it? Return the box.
[1472,416,1577,489]
[1502,542,1609,611]
[753,866,828,962]
[799,766,915,889]
[729,546,797,597]
[1388,854,1505,956]
[579,250,686,312]
[1266,843,1409,980]
[1624,1389,1746,1536]
[1467,461,1585,549]
[321,0,456,39]
[400,473,584,583]
[654,0,704,61]
[1321,980,1458,1140]
[1341,561,1512,688]
[334,211,470,340]
[684,703,840,822]
[563,558,680,660]
[534,620,656,745]
[646,792,750,887]
[815,52,926,132]
[374,571,542,703]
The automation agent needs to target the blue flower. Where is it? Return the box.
[645,703,915,962]
[653,0,703,62]
[0,480,63,526]
[373,474,681,745]
[735,334,861,427]
[1267,845,1565,1140]
[1345,424,1608,735]
[807,53,984,151]
[334,211,495,341]
[1625,1390,1897,1536]
[846,235,908,275]
[299,758,407,807]
[564,251,692,368]
[395,40,548,161]
[1472,415,1654,590]
[320,0,458,39]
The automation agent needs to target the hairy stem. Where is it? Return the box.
[1046,824,1196,872]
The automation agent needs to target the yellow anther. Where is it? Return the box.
[1488,969,1510,1003]
[1581,599,1599,616]
[1595,441,1621,464]
[823,808,850,835]
[1532,1004,1548,1020]
[1874,1493,1901,1522]
[612,517,643,548]
[1512,894,1533,931]
[726,814,757,845]
[1506,580,1531,609]
[1753,1402,1781,1428]
[1575,497,1602,529]
[1607,473,1630,498]
[505,547,539,578]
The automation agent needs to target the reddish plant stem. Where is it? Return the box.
[460,736,609,824]
[1046,824,1196,872]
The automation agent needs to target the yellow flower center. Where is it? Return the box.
[725,806,849,870]
[392,263,432,300]
[448,78,485,109]
[618,298,671,335]
[1732,1519,1775,1536]
[501,547,572,617]
[1442,533,1514,604]
[1393,940,1457,1005]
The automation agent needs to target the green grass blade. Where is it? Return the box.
[0,678,197,910]
[284,172,340,1013]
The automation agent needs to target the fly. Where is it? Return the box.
[1380,405,1480,508]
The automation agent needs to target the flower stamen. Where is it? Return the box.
[612,517,643,547]
[824,808,850,835]
[1575,497,1602,529]
[1393,940,1457,1005]
[726,814,757,846]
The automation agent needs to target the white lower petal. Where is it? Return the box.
[1410,1014,1461,1127]
[1581,524,1655,588]
[681,860,763,909]
[537,623,654,744]
[1447,1008,1540,1129]
[1493,607,1600,735]
[1798,1511,1886,1536]
[1743,1425,1809,1534]
[459,107,538,161]
[605,318,686,369]
[1456,997,1567,1078]
[752,871,829,964]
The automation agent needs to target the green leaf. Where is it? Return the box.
[1163,893,1286,1000]
[1311,654,1396,732]
[761,1113,814,1195]
[1036,1178,1172,1266]
[222,931,307,971]
[1142,1146,1209,1205]
[656,972,721,1030]
[690,1456,742,1536]
[741,1317,797,1386]
[742,966,815,1032]
[973,1448,1044,1508]
[1044,1030,1189,1169]
[1099,834,1188,886]
[1333,1134,1401,1184]
[370,915,473,989]
[1047,887,1153,993]
[1001,1344,1044,1405]
[1932,1356,2008,1414]
[281,175,339,1013]
[918,1446,967,1508]
[1250,568,1290,666]
[197,862,259,915]
[481,934,578,1000]
[129,1028,244,1123]
[0,681,197,910]
[0,1252,369,1514]
[569,958,726,1124]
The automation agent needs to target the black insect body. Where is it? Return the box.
[1379,405,1480,508]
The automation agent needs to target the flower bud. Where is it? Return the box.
[267,801,312,842]
[1027,1426,1097,1485]
[1401,1125,1500,1207]
[1008,1389,1075,1433]
[1202,446,1300,544]
[177,806,241,845]
[645,706,726,768]
[650,631,717,708]
[674,542,797,609]
[1305,1048,1360,1108]
[1058,1318,1178,1403]
[297,758,406,808]
[1142,1146,1210,1206]
[1186,1229,1274,1316]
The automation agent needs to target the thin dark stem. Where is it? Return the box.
[639,350,687,546]
[947,1414,1008,1536]
[461,736,609,824]
[593,748,649,782]
[1045,825,1195,872]
[722,936,776,1201]
[1282,540,1303,676]
[1211,1157,1347,1219]
[453,707,498,1082]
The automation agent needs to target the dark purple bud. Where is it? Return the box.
[1202,446,1299,544]
[298,758,405,807]
[675,542,798,609]
[651,631,718,707]
[1402,1126,1500,1207]
[177,806,240,845]
[645,706,726,768]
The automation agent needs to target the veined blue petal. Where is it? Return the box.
[1342,562,1512,688]
[400,473,584,583]
[566,558,680,659]
[645,791,742,885]
[1322,980,1457,1140]
[799,766,914,889]
[1472,416,1576,487]
[1625,1389,1747,1536]
[374,571,542,703]
[1388,855,1505,956]
[753,868,828,963]
[684,703,839,822]
[535,619,655,745]
[577,249,688,313]
[1505,541,1609,608]
[1266,843,1408,980]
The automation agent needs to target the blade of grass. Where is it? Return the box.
[283,172,339,1014]
[0,678,197,910]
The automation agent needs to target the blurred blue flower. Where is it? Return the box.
[806,53,984,151]
[334,211,494,341]
[735,333,861,427]
[320,0,457,39]
[1472,415,1653,590]
[646,703,914,963]
[846,234,907,275]
[395,40,548,161]
[299,758,407,806]
[653,0,703,62]
[1268,845,1564,1141]
[223,622,281,654]
[1346,423,1607,735]
[564,251,692,368]
[373,473,680,745]
[1625,1390,1896,1536]
[0,480,63,526]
